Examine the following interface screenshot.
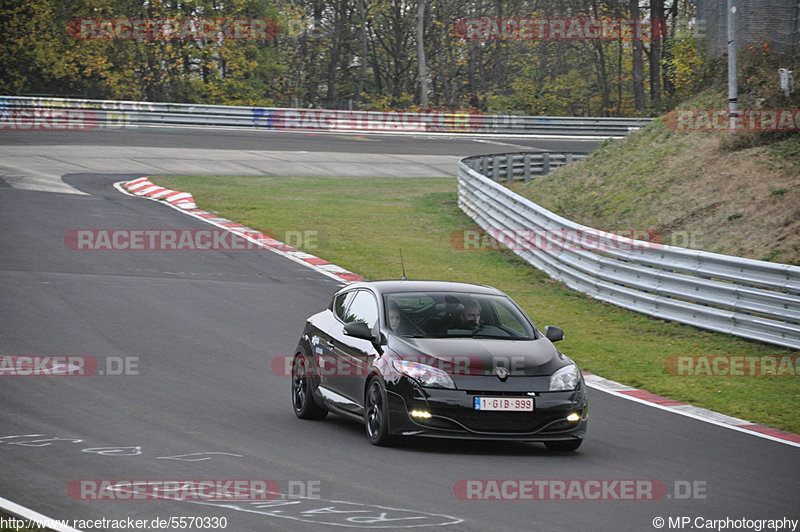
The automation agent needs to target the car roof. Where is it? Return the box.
[341,279,506,296]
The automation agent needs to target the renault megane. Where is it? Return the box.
[291,280,588,451]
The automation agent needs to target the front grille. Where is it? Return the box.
[455,410,543,432]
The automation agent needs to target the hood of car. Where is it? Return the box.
[389,335,569,377]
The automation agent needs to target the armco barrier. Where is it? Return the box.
[0,96,651,137]
[467,151,589,180]
[458,153,800,350]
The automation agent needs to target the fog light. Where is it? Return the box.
[567,413,580,422]
[410,410,432,419]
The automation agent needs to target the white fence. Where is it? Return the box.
[458,154,800,350]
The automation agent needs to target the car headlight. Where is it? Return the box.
[549,364,580,391]
[393,360,455,389]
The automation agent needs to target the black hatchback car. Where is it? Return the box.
[291,280,588,451]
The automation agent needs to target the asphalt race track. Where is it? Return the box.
[1,128,798,531]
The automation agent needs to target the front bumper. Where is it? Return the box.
[384,377,588,441]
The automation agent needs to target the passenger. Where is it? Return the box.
[387,301,411,335]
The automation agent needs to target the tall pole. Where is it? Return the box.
[727,0,738,131]
[417,0,428,108]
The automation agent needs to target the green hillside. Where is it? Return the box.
[510,117,800,264]
[509,50,800,264]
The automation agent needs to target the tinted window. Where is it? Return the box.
[343,290,378,329]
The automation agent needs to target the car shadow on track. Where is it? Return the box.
[311,415,585,457]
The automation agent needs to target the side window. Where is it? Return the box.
[490,299,534,338]
[344,290,379,329]
[333,291,357,321]
[493,302,524,335]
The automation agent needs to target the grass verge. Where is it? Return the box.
[154,174,800,433]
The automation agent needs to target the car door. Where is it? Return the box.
[313,290,356,397]
[326,289,380,414]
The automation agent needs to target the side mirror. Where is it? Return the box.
[544,325,564,342]
[344,321,379,343]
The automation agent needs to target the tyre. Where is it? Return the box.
[544,439,583,452]
[291,354,327,420]
[364,377,394,446]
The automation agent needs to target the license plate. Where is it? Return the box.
[474,396,534,412]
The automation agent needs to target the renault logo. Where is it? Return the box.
[495,367,509,380]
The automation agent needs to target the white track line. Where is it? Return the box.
[0,496,83,532]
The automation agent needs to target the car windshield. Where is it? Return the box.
[383,291,536,340]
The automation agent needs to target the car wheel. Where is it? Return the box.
[365,377,394,446]
[292,355,327,420]
[544,439,582,452]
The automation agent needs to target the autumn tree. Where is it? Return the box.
[1,0,695,116]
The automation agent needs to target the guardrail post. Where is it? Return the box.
[492,156,500,181]
[505,155,513,182]
[542,153,550,175]
[523,154,532,183]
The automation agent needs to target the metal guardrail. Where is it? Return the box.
[0,96,651,137]
[466,151,589,180]
[458,153,800,350]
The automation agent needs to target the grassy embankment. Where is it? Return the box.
[508,102,800,264]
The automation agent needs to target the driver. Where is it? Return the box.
[455,300,481,331]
